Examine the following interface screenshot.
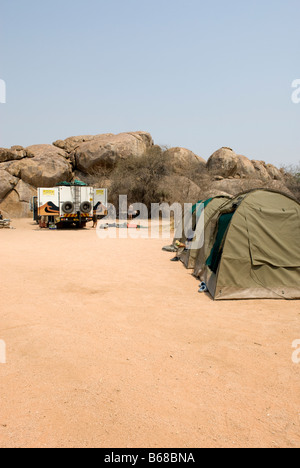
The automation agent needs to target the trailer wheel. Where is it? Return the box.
[80,201,92,214]
[62,201,74,214]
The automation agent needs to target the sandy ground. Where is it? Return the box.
[0,219,299,449]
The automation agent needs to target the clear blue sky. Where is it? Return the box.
[0,0,299,166]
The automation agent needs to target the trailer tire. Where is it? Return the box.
[80,201,92,214]
[62,201,74,214]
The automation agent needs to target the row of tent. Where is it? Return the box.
[165,189,300,300]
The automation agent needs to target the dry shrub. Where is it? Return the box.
[282,165,300,201]
[109,146,173,211]
[82,163,114,187]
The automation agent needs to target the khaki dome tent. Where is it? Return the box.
[168,196,232,266]
[167,199,205,251]
[197,189,300,300]
[171,201,203,247]
[193,198,232,280]
[178,196,232,269]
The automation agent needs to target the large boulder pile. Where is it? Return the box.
[204,147,291,197]
[0,133,294,218]
[74,132,153,173]
[206,147,285,181]
[4,145,73,187]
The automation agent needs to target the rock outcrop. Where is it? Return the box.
[0,146,32,164]
[158,175,203,204]
[235,155,257,178]
[208,178,264,196]
[251,160,272,181]
[0,169,19,199]
[53,135,99,153]
[0,189,34,218]
[207,147,238,178]
[266,164,284,181]
[0,132,294,218]
[206,147,287,183]
[207,177,294,198]
[15,179,37,203]
[6,145,73,187]
[75,131,154,173]
[164,147,206,173]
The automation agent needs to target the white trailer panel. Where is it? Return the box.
[94,188,108,215]
[80,187,94,216]
[59,186,94,217]
[38,188,59,216]
[59,186,73,216]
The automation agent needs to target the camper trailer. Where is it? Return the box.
[33,184,108,228]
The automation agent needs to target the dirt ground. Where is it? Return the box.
[0,219,299,448]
